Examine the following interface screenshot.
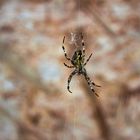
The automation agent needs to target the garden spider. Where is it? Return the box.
[62,33,101,97]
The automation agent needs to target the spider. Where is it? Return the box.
[62,33,101,97]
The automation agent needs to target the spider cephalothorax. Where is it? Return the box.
[62,33,100,97]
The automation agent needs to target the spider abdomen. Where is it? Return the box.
[71,50,84,68]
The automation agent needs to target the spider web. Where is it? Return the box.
[69,32,84,50]
[62,0,86,139]
[67,0,86,52]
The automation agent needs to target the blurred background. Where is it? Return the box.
[0,0,140,140]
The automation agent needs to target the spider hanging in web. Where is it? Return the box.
[62,33,101,97]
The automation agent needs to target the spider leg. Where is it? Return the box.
[84,53,93,66]
[83,69,99,97]
[67,70,77,93]
[80,33,85,57]
[62,36,71,61]
[91,81,101,87]
[64,63,74,68]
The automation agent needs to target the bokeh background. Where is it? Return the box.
[0,0,140,140]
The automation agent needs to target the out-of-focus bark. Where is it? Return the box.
[77,0,117,38]
[0,105,49,140]
[0,42,49,94]
[81,78,111,140]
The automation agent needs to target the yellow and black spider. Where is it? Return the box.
[62,33,101,97]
